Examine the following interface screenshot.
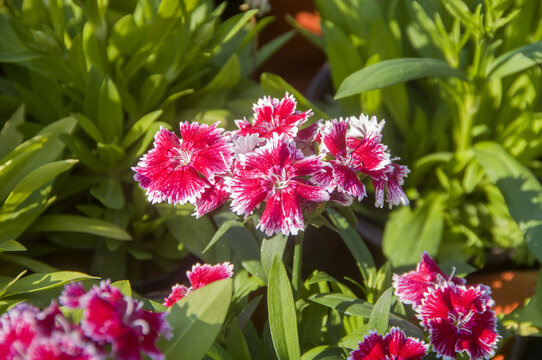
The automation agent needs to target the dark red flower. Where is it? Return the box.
[349,328,427,360]
[392,252,465,308]
[417,282,499,360]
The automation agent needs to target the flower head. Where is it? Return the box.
[417,282,499,360]
[81,281,171,360]
[0,303,41,359]
[164,262,234,307]
[393,252,466,309]
[349,327,427,360]
[235,93,312,139]
[227,134,329,236]
[27,331,104,360]
[133,122,232,206]
[315,116,398,205]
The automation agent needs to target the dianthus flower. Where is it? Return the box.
[392,252,465,308]
[27,330,104,360]
[0,302,103,360]
[164,262,233,307]
[417,282,499,360]
[0,303,41,359]
[316,116,409,207]
[226,134,329,236]
[79,281,171,360]
[235,93,312,139]
[348,327,427,360]
[133,121,232,206]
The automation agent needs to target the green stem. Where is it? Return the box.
[292,232,304,296]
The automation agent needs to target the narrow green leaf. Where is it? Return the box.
[0,105,24,159]
[0,254,57,273]
[260,233,287,278]
[82,22,107,74]
[487,41,542,79]
[28,214,132,241]
[73,113,105,143]
[1,160,77,214]
[202,55,241,92]
[97,78,124,143]
[225,226,266,283]
[163,279,233,360]
[60,134,104,173]
[256,30,295,69]
[140,74,168,110]
[309,293,373,317]
[0,240,26,252]
[335,58,467,99]
[368,287,393,334]
[203,219,240,253]
[90,178,125,209]
[475,142,542,262]
[0,270,26,297]
[1,271,98,297]
[268,256,300,360]
[327,209,375,276]
[0,16,40,62]
[121,110,163,149]
[225,321,251,360]
[301,346,343,360]
[215,9,258,44]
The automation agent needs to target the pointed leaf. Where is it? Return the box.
[121,110,163,149]
[163,279,233,360]
[309,293,373,317]
[475,142,542,262]
[487,41,542,79]
[28,214,132,240]
[368,287,393,334]
[1,271,98,297]
[268,256,300,360]
[203,219,240,253]
[261,233,287,278]
[335,58,467,99]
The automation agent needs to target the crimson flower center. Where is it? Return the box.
[449,311,475,334]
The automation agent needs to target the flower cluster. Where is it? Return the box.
[393,253,500,360]
[0,280,171,360]
[133,93,409,236]
[349,254,499,360]
[164,262,233,307]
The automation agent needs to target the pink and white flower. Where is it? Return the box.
[315,116,403,206]
[369,162,410,208]
[392,252,465,309]
[348,327,427,360]
[133,122,232,206]
[164,262,234,307]
[80,281,171,360]
[27,331,104,360]
[235,93,312,139]
[417,282,499,360]
[227,134,329,236]
[0,303,41,359]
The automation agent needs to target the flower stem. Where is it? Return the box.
[292,232,304,296]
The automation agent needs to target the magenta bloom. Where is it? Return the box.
[164,262,233,307]
[369,162,410,208]
[133,122,232,206]
[235,93,311,139]
[81,281,171,360]
[349,328,427,360]
[60,282,87,309]
[27,331,104,360]
[227,134,329,236]
[316,116,397,205]
[417,282,499,360]
[0,303,40,359]
[393,252,465,308]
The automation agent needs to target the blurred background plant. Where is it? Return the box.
[291,0,542,269]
